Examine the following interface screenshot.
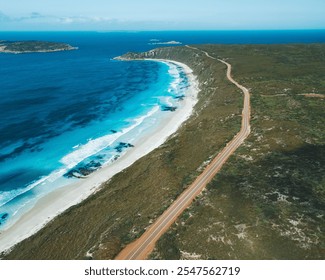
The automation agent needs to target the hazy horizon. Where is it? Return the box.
[1,29,325,33]
[1,0,324,31]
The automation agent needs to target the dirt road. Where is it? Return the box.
[115,47,251,260]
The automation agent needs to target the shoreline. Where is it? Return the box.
[0,59,199,254]
[0,47,78,54]
[0,41,78,54]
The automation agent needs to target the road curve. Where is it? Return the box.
[115,47,251,260]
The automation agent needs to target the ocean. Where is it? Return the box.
[0,30,325,229]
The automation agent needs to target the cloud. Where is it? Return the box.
[28,12,44,19]
[58,16,115,24]
[0,10,198,30]
[15,12,47,22]
[0,10,47,22]
[0,11,11,22]
[0,10,119,30]
[0,10,115,25]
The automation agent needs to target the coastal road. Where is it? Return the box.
[115,47,251,260]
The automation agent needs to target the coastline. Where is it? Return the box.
[0,59,199,254]
[0,46,78,54]
[0,42,78,54]
[3,43,324,260]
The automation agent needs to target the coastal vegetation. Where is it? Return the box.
[0,40,77,54]
[150,44,325,260]
[3,44,324,260]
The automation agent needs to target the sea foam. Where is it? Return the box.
[0,60,188,230]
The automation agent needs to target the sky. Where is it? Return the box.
[0,0,324,31]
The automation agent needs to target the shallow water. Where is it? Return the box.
[0,33,191,228]
[1,30,324,228]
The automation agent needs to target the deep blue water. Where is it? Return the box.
[0,30,324,228]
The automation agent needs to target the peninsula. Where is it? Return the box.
[1,44,324,260]
[0,40,77,54]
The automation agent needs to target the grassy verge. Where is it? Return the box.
[3,46,242,259]
[150,44,325,260]
[5,44,323,260]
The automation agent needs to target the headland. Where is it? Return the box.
[2,44,324,260]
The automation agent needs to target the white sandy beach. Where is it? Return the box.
[0,59,199,254]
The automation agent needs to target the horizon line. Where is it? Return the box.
[1,28,325,33]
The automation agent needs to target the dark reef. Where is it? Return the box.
[114,142,134,153]
[0,213,9,225]
[161,105,177,112]
[64,161,102,179]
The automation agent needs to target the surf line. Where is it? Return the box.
[116,46,251,260]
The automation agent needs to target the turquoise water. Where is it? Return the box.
[0,30,324,228]
[0,32,192,228]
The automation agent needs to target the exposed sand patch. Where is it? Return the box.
[0,59,199,254]
[299,93,324,98]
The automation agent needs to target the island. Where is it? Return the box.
[148,40,182,45]
[0,40,78,54]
